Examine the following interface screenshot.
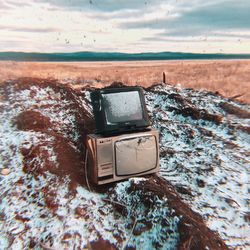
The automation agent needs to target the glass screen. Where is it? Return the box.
[102,91,143,124]
[115,135,157,176]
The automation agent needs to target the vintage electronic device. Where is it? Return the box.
[86,129,159,185]
[90,87,150,135]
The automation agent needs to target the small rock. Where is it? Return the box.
[75,206,87,217]
[1,168,10,175]
[197,179,206,188]
[62,232,72,243]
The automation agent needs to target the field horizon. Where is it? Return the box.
[0,59,249,104]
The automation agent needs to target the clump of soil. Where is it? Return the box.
[220,102,250,119]
[14,110,52,132]
[20,133,86,191]
[8,79,89,192]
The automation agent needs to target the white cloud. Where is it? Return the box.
[0,0,249,53]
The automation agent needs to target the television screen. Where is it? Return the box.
[102,91,143,124]
[115,135,157,176]
[91,87,150,134]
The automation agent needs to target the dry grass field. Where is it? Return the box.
[0,60,249,103]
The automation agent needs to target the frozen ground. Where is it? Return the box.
[0,78,249,249]
[145,84,250,248]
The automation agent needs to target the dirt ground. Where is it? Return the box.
[0,60,249,104]
[1,78,232,249]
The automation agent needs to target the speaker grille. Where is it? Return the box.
[97,140,113,165]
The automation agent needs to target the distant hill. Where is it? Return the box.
[0,51,250,61]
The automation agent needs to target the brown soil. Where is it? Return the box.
[14,110,52,131]
[9,78,92,193]
[220,102,250,118]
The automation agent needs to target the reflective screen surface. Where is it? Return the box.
[102,91,143,124]
[115,135,157,176]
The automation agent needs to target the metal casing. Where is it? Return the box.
[86,129,159,185]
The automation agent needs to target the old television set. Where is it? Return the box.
[86,129,159,185]
[87,86,159,185]
[90,87,150,135]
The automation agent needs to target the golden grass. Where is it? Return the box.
[0,60,249,103]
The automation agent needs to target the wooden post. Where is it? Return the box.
[163,72,166,84]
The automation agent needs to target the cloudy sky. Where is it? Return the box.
[0,0,250,53]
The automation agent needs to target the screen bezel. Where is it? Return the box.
[91,87,150,135]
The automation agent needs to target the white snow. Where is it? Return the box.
[145,85,250,249]
[1,82,249,249]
